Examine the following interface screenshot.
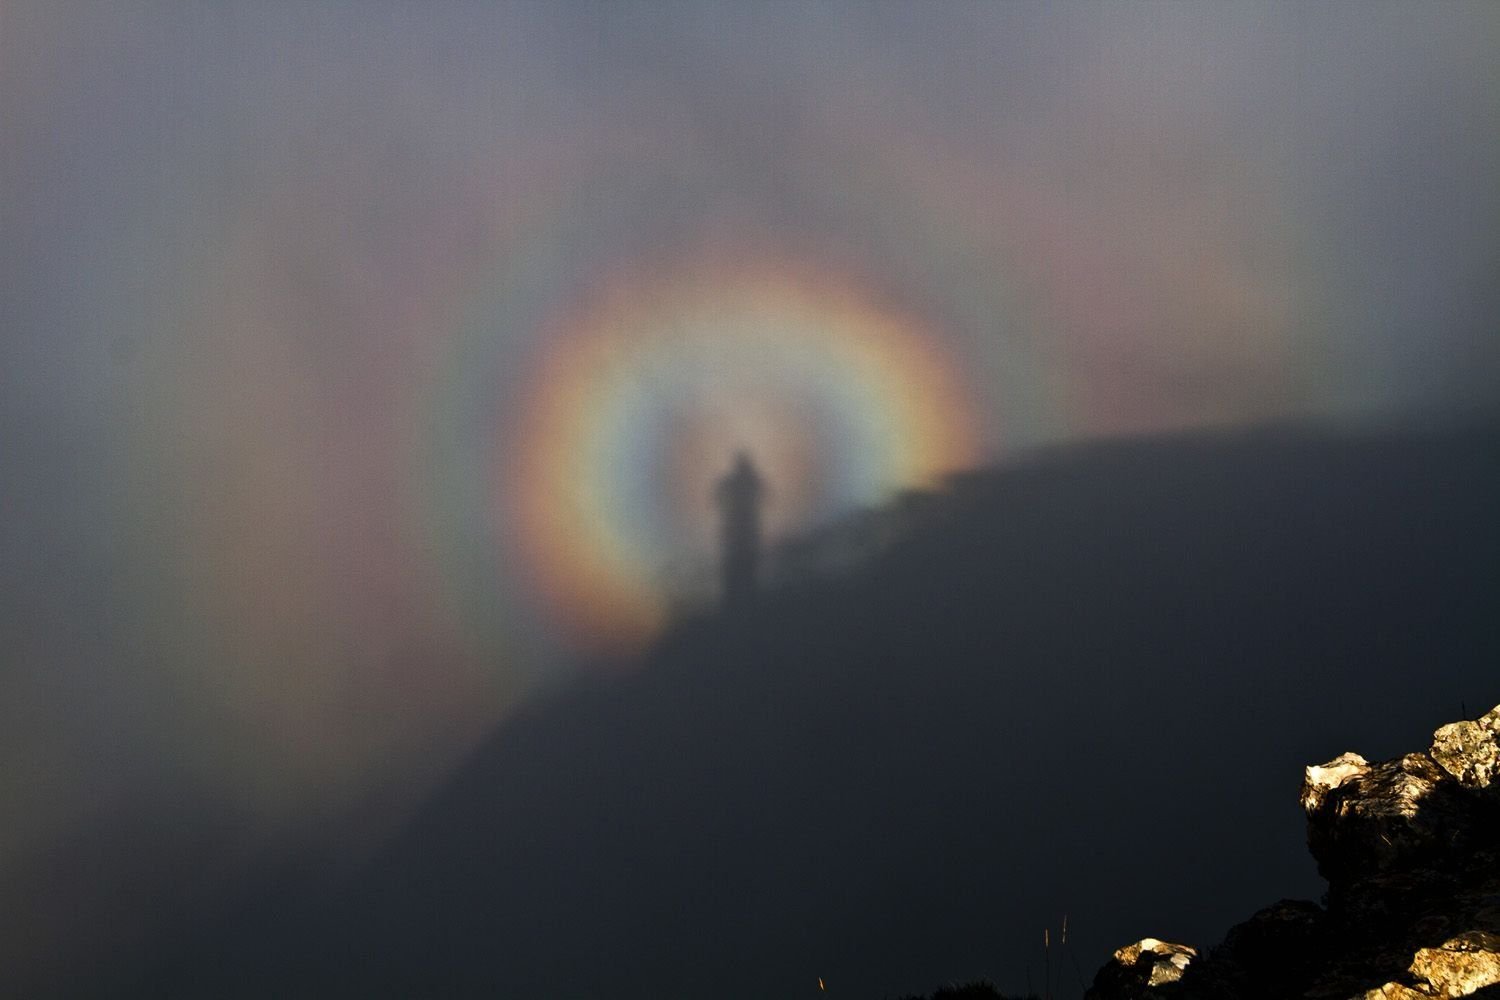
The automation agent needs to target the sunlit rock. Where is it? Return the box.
[1088,703,1500,1000]
[1304,749,1456,884]
[1355,983,1428,1000]
[1120,938,1197,986]
[1302,751,1371,812]
[1409,930,1500,997]
[1430,707,1500,789]
[1084,938,1196,998]
[1355,931,1500,999]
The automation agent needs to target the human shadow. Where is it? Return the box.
[713,449,767,610]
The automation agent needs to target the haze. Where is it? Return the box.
[2,4,1496,996]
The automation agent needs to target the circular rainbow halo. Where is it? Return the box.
[503,262,983,652]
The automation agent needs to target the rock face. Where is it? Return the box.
[1086,704,1500,1000]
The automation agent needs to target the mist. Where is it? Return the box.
[2,3,1497,995]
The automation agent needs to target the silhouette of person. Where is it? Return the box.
[714,450,766,608]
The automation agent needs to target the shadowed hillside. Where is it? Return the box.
[128,420,1500,1000]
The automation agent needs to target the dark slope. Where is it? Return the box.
[133,421,1499,1000]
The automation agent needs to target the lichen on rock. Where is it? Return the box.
[1430,707,1500,789]
[1409,930,1500,997]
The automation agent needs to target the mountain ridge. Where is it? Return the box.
[127,419,1500,1000]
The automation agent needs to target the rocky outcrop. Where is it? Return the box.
[1086,704,1500,1000]
[1087,938,1199,997]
